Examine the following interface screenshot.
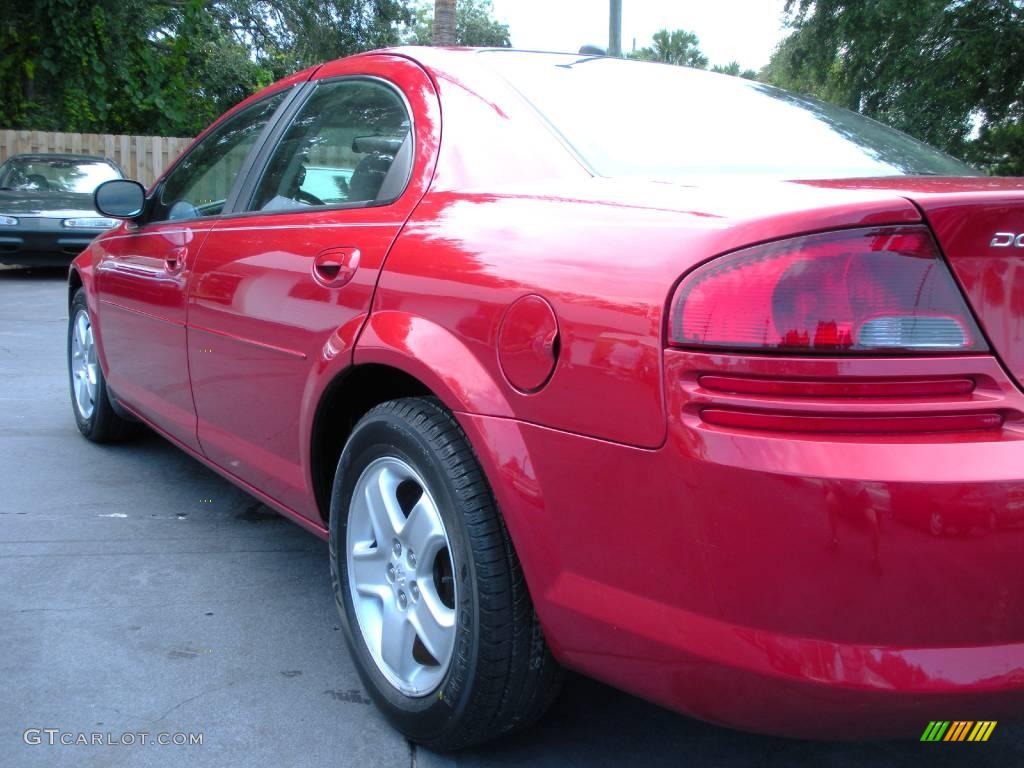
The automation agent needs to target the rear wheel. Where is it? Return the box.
[68,288,136,442]
[329,397,561,750]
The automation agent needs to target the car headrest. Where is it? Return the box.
[351,136,404,155]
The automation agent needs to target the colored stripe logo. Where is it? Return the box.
[921,721,997,742]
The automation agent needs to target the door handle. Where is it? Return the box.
[313,247,361,288]
[165,246,187,275]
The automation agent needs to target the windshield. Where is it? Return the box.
[0,157,122,194]
[481,51,977,180]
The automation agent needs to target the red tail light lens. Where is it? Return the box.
[670,226,986,353]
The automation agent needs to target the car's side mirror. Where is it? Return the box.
[94,179,146,220]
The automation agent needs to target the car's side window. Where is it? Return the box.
[250,79,412,213]
[151,92,287,223]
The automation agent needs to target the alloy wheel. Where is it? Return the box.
[70,309,98,420]
[346,456,457,696]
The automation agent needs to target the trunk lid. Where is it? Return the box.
[800,177,1024,385]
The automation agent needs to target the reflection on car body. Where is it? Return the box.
[67,49,1024,747]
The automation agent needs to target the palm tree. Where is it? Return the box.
[432,0,457,45]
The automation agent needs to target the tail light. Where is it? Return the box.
[669,226,986,353]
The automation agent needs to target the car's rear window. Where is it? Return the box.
[480,51,976,180]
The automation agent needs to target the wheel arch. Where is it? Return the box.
[67,253,114,379]
[307,313,560,624]
[353,310,516,419]
[307,310,516,520]
[308,363,433,522]
[68,266,83,308]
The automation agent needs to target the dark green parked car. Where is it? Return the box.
[0,153,124,266]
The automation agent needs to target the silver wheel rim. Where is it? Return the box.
[346,456,457,696]
[70,309,98,420]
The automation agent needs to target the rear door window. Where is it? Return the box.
[249,79,412,212]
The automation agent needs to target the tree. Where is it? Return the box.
[0,0,415,136]
[628,30,759,80]
[631,29,708,69]
[211,0,412,77]
[432,0,457,45]
[0,0,266,136]
[406,0,510,47]
[969,122,1024,176]
[763,0,1024,173]
[711,61,758,80]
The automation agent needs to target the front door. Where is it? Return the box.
[187,57,439,521]
[94,91,289,450]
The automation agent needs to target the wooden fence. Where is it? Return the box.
[0,130,193,188]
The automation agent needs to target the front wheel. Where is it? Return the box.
[68,288,136,442]
[329,397,561,750]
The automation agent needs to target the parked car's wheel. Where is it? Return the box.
[329,397,561,750]
[68,288,136,442]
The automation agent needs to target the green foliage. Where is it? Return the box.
[404,0,511,47]
[631,29,708,69]
[0,0,268,135]
[214,0,412,78]
[711,61,758,80]
[630,30,758,80]
[968,121,1024,176]
[0,0,414,136]
[763,0,1024,174]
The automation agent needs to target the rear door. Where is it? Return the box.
[186,56,440,521]
[94,90,292,450]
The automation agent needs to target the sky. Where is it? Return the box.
[488,0,792,72]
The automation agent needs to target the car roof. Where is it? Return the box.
[382,46,680,68]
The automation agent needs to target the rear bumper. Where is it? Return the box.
[545,572,1024,739]
[459,351,1024,738]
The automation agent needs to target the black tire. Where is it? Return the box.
[68,288,137,443]
[329,397,562,750]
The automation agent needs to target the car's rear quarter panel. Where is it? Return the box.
[372,179,923,447]
[363,55,1024,735]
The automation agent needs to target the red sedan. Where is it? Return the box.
[68,48,1024,747]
